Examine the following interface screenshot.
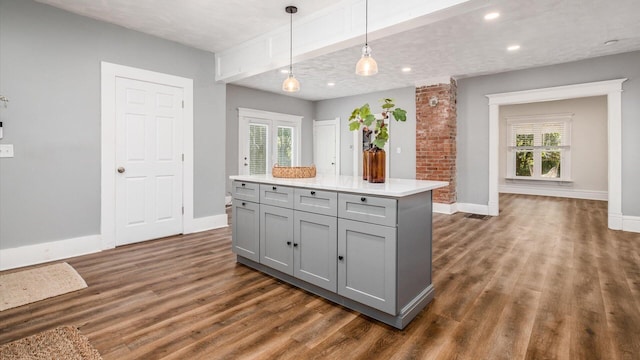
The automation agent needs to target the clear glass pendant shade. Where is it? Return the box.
[282,73,300,92]
[355,45,378,76]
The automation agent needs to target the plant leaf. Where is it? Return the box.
[392,108,407,122]
[349,121,362,131]
[364,114,376,126]
[349,108,360,121]
[381,103,394,109]
[349,121,360,131]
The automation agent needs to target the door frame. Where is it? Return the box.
[237,108,302,175]
[101,62,194,249]
[487,78,626,230]
[313,118,341,176]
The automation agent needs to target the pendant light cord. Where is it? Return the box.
[365,0,368,47]
[289,10,293,74]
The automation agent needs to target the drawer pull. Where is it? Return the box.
[286,241,292,246]
[338,255,344,261]
[242,202,246,206]
[272,186,277,190]
[293,243,298,247]
[241,183,246,187]
[310,191,316,195]
[361,197,366,202]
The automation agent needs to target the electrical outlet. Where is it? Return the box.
[0,144,14,158]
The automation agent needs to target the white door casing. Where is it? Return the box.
[115,77,183,245]
[238,108,302,175]
[101,62,194,249]
[313,118,340,176]
[486,78,626,230]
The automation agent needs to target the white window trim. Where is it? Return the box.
[238,108,302,175]
[506,113,572,182]
[487,78,627,231]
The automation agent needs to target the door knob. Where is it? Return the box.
[117,167,125,173]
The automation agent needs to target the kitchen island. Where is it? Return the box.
[229,174,447,329]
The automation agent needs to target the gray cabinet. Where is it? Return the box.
[231,178,435,329]
[294,211,337,292]
[337,218,397,315]
[232,200,260,262]
[260,204,294,275]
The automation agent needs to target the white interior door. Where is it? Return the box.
[313,119,340,176]
[115,77,183,246]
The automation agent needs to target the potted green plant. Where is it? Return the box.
[348,98,407,183]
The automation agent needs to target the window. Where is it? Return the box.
[506,114,572,181]
[238,108,302,175]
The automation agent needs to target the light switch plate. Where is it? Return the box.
[0,144,14,158]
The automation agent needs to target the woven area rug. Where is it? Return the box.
[0,262,87,311]
[0,326,102,360]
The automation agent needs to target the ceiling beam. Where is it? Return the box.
[215,0,484,83]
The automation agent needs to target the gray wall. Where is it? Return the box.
[457,51,640,216]
[225,84,315,193]
[315,86,416,178]
[0,0,226,249]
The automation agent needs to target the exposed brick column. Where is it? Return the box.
[416,79,457,204]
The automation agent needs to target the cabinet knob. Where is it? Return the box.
[241,183,246,187]
[242,202,246,206]
[360,197,366,202]
[293,243,298,247]
[310,191,316,195]
[272,186,277,190]
[338,255,344,261]
[286,241,292,246]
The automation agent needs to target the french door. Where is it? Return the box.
[238,108,302,175]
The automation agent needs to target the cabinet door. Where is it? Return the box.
[294,211,337,292]
[260,204,294,275]
[338,218,397,315]
[232,201,260,262]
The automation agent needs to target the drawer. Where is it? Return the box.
[232,181,259,202]
[260,184,294,208]
[338,193,397,227]
[294,188,338,216]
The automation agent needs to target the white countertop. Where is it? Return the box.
[229,174,448,197]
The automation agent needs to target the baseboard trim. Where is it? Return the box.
[499,185,607,201]
[433,202,457,214]
[457,203,490,215]
[433,202,490,216]
[0,234,102,271]
[188,214,228,234]
[622,215,640,233]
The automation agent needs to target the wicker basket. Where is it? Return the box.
[272,164,316,178]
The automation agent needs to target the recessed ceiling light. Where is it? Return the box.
[507,45,521,51]
[401,67,412,73]
[484,12,500,20]
[280,69,289,74]
[604,39,619,46]
[327,82,335,87]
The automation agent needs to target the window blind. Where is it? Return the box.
[249,124,267,175]
[509,122,568,149]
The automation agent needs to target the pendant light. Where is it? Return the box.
[355,0,378,76]
[282,6,300,92]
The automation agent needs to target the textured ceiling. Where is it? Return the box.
[37,0,640,101]
[34,0,343,53]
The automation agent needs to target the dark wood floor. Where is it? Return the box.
[1,194,639,359]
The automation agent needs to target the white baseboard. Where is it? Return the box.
[0,234,102,271]
[457,203,490,215]
[433,203,457,214]
[433,202,490,216]
[499,185,607,201]
[188,214,228,233]
[622,215,640,233]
